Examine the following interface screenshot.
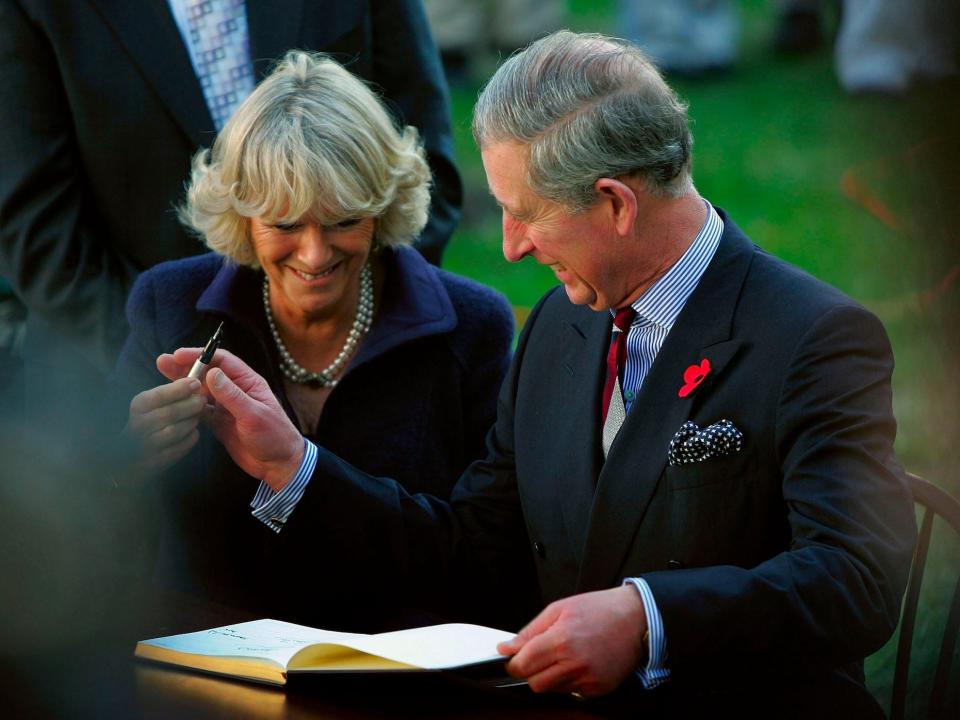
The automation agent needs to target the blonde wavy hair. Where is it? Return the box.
[180,50,432,266]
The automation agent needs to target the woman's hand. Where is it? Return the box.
[165,347,304,492]
[125,375,205,473]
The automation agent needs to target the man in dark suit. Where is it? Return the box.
[150,30,916,715]
[0,0,460,430]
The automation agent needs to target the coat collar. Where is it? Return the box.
[352,247,458,367]
[549,305,616,567]
[195,246,458,371]
[575,207,754,592]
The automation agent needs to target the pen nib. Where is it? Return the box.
[199,321,224,363]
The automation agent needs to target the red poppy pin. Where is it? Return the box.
[678,358,711,398]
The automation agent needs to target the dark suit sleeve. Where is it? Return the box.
[370,0,462,266]
[455,288,515,470]
[643,305,916,674]
[0,0,138,372]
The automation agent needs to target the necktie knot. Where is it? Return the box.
[613,306,637,333]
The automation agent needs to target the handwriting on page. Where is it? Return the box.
[207,626,315,654]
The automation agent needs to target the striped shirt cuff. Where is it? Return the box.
[250,438,318,533]
[624,577,671,689]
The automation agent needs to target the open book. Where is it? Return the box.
[135,619,516,686]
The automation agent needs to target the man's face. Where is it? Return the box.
[481,141,626,311]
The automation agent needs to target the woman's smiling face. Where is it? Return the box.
[250,213,375,324]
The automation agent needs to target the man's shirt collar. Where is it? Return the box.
[621,200,724,331]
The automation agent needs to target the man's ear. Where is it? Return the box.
[595,177,638,236]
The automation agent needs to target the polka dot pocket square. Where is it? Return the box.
[668,419,743,466]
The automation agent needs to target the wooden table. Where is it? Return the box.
[132,663,614,719]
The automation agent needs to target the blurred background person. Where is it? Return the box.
[113,50,513,631]
[774,0,826,55]
[423,0,566,83]
[616,0,739,76]
[0,0,461,439]
[836,0,959,93]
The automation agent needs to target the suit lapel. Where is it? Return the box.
[576,220,755,591]
[87,0,214,146]
[553,311,611,568]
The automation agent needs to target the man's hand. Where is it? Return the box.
[497,585,648,697]
[161,348,304,492]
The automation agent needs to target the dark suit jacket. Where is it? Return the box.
[283,210,916,711]
[0,0,460,380]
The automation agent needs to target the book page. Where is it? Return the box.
[289,623,514,671]
[140,619,366,667]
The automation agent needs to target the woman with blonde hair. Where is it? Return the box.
[113,51,512,628]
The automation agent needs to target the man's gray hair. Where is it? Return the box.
[473,30,693,211]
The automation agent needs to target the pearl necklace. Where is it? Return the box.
[262,263,374,386]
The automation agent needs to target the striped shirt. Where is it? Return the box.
[626,577,671,687]
[250,438,316,532]
[619,200,724,689]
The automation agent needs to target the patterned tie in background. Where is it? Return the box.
[186,0,255,130]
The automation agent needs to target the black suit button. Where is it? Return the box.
[533,541,546,559]
[667,559,683,570]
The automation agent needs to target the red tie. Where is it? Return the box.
[601,306,637,422]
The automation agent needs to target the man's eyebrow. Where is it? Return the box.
[488,193,526,219]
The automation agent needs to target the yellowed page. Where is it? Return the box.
[288,623,514,672]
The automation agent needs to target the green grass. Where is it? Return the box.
[439,1,959,715]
